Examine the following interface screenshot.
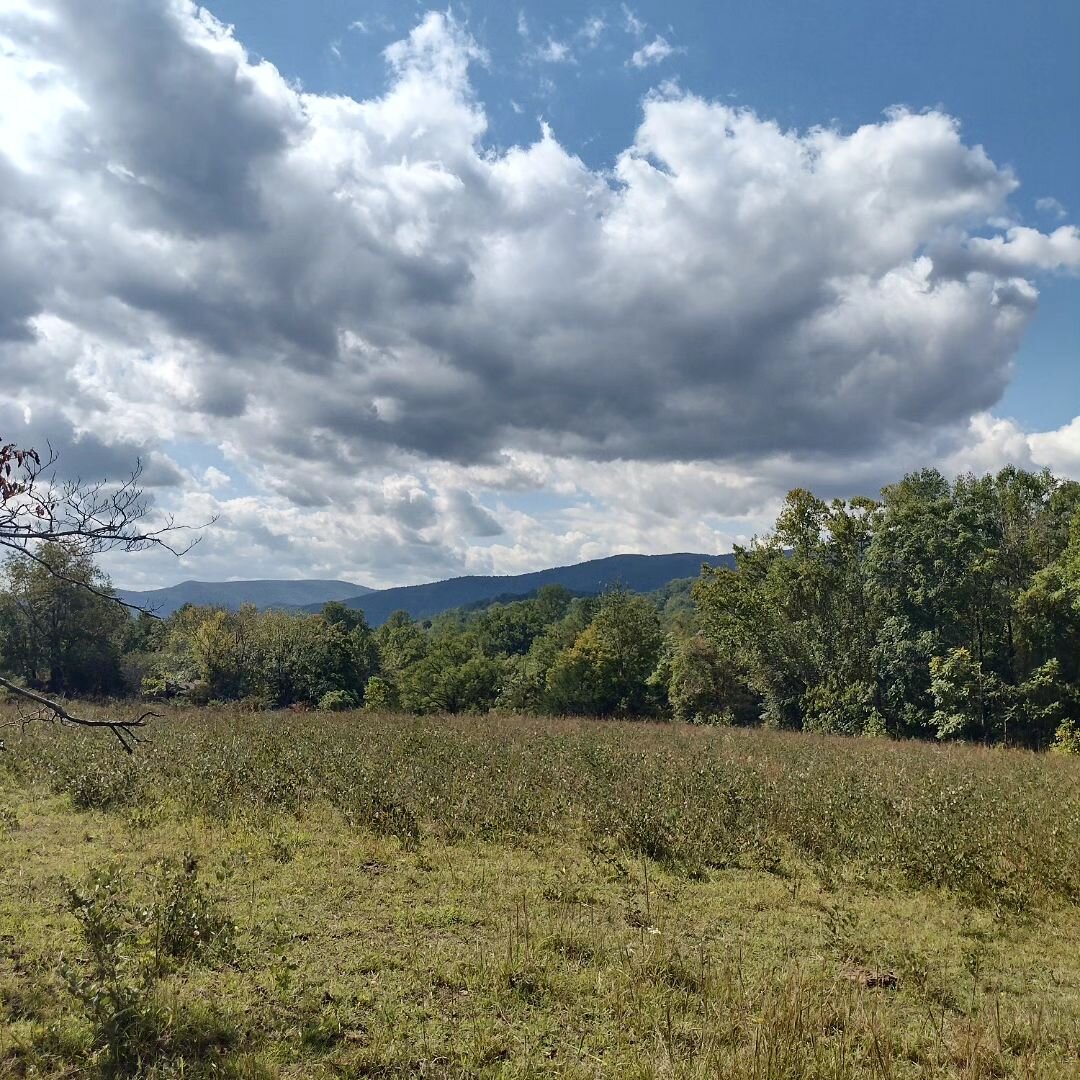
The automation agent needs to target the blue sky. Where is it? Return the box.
[1,0,1078,588]
[211,0,1080,428]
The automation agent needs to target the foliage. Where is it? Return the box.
[362,674,397,711]
[59,858,237,1076]
[544,589,663,716]
[1052,719,1080,754]
[0,544,128,695]
[7,466,1080,745]
[695,466,1080,745]
[99,582,667,718]
[658,632,756,725]
[317,689,357,712]
[9,707,1078,909]
[395,627,505,714]
[142,603,379,707]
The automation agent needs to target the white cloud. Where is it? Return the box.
[621,4,645,37]
[1,1,1077,587]
[579,15,606,46]
[1036,195,1067,219]
[963,225,1080,275]
[203,465,231,490]
[942,413,1080,484]
[629,35,681,68]
[536,37,574,64]
[1028,417,1080,477]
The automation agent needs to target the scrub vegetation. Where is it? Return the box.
[1,708,1078,1078]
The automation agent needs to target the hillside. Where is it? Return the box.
[302,552,735,625]
[436,576,698,625]
[115,579,371,617]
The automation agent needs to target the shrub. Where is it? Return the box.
[61,859,239,1075]
[62,866,158,1074]
[11,709,1080,909]
[318,689,357,712]
[1051,719,1080,754]
[186,680,213,706]
[149,855,236,972]
[59,753,143,811]
[363,675,397,711]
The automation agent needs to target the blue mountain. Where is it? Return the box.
[300,552,736,625]
[115,579,371,617]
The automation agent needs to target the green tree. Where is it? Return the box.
[658,632,755,725]
[693,467,1080,745]
[0,432,200,747]
[0,543,127,695]
[397,628,504,714]
[695,490,881,732]
[544,589,662,716]
[870,467,1078,740]
[375,612,428,676]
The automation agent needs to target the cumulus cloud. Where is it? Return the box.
[0,0,1076,586]
[938,413,1080,487]
[629,35,680,68]
[963,225,1080,275]
[1028,418,1080,477]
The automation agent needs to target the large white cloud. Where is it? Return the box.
[0,0,1077,587]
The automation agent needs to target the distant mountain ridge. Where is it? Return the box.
[115,579,371,617]
[299,553,736,626]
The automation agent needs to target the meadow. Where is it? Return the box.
[1,705,1078,1078]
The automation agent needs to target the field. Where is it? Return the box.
[1,706,1078,1079]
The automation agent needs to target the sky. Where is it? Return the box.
[0,0,1078,590]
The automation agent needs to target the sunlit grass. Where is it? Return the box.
[1,705,1078,1077]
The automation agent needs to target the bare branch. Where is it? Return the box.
[0,435,212,622]
[0,676,155,753]
[1,441,211,566]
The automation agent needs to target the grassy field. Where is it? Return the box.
[1,706,1078,1078]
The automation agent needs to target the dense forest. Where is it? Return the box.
[3,465,1080,752]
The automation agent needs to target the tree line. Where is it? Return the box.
[2,466,1080,751]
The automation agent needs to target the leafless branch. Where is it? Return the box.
[0,676,156,753]
[1,436,212,620]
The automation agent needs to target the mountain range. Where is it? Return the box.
[114,579,371,617]
[304,552,735,625]
[116,552,736,624]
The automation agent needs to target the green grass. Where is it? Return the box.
[1,705,1078,1077]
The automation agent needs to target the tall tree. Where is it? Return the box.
[0,544,127,695]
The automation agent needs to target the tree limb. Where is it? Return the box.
[0,675,157,753]
[1,444,212,574]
